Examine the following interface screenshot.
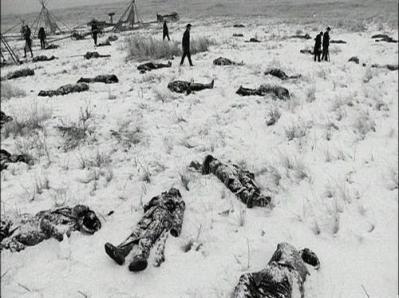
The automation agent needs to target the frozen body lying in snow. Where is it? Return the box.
[233,242,320,298]
[199,155,271,208]
[137,61,172,73]
[0,205,101,252]
[168,79,214,95]
[104,187,185,272]
[0,149,32,171]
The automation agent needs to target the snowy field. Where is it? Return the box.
[1,13,398,298]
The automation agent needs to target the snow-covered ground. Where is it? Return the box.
[1,16,398,298]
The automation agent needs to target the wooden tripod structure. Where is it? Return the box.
[30,0,69,36]
[0,34,21,65]
[112,0,143,32]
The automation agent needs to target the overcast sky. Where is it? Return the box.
[1,0,116,15]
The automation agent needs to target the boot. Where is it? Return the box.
[128,239,151,272]
[105,242,128,265]
[128,255,148,272]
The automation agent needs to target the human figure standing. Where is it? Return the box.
[23,25,33,58]
[163,21,170,41]
[91,22,99,46]
[322,27,331,61]
[180,24,193,66]
[314,31,323,62]
[38,27,46,49]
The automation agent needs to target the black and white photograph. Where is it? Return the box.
[0,0,398,297]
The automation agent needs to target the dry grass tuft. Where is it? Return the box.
[265,107,281,126]
[1,82,26,100]
[305,85,316,103]
[111,120,144,149]
[353,111,376,139]
[57,106,95,151]
[280,155,311,183]
[2,102,52,138]
[285,121,308,141]
[125,36,215,61]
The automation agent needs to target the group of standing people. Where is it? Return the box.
[314,27,331,62]
[163,22,193,66]
[89,19,193,66]
[172,23,330,67]
[20,24,48,58]
[20,20,330,67]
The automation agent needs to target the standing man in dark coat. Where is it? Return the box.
[91,22,99,46]
[322,27,331,61]
[163,21,170,41]
[38,27,46,49]
[180,24,193,66]
[23,25,33,58]
[314,31,323,62]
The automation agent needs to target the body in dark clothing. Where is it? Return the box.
[322,27,331,61]
[180,24,193,66]
[23,25,33,58]
[168,79,214,95]
[77,74,119,84]
[314,32,323,62]
[163,21,170,41]
[91,23,99,46]
[1,149,31,171]
[137,61,172,73]
[38,27,46,49]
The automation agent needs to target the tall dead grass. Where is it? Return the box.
[2,102,52,138]
[1,82,26,100]
[125,36,215,61]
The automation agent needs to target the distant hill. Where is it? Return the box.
[1,0,397,33]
